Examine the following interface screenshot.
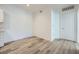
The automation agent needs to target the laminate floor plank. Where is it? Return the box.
[9,39,47,54]
[0,37,42,53]
[52,40,65,54]
[55,40,68,54]
[69,42,76,54]
[63,41,72,54]
[42,40,64,54]
[0,37,79,54]
[36,41,51,54]
[75,43,79,54]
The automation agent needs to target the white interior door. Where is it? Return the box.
[60,9,76,41]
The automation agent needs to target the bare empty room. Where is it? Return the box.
[0,4,79,54]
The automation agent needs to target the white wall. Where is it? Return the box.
[0,5,32,43]
[77,8,79,43]
[33,9,51,40]
[51,9,60,40]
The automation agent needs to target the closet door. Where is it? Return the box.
[60,9,76,41]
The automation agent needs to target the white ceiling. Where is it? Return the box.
[16,4,74,13]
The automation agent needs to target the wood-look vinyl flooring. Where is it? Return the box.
[0,37,79,54]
